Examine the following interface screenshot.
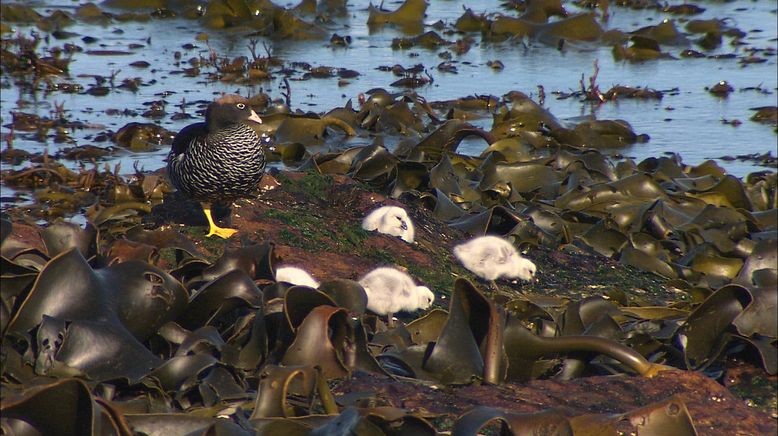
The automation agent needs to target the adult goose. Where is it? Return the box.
[167,95,267,238]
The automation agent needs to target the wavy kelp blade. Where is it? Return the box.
[1,378,115,436]
[735,239,778,287]
[198,242,276,283]
[376,348,421,378]
[746,208,778,231]
[558,311,624,380]
[618,395,698,436]
[494,96,563,136]
[318,279,368,315]
[504,298,559,338]
[423,279,488,384]
[405,309,448,345]
[125,414,249,436]
[285,286,338,330]
[449,206,523,236]
[1,217,12,244]
[169,257,212,287]
[252,365,317,418]
[125,226,203,261]
[452,406,573,436]
[104,239,159,265]
[275,116,355,143]
[40,221,96,259]
[735,334,777,375]
[539,13,604,42]
[559,297,622,367]
[370,321,413,349]
[677,284,751,371]
[177,269,263,330]
[353,320,388,375]
[54,318,161,382]
[308,407,382,436]
[392,30,451,52]
[367,0,428,26]
[688,249,744,280]
[0,245,43,271]
[732,284,778,338]
[376,100,422,133]
[274,142,307,163]
[309,147,364,175]
[349,144,398,182]
[504,316,664,381]
[564,149,617,181]
[620,247,678,279]
[363,407,437,435]
[147,353,218,392]
[281,306,351,379]
[390,161,428,198]
[415,120,495,161]
[6,248,111,334]
[479,161,560,198]
[430,188,467,221]
[202,370,258,410]
[568,396,698,435]
[429,154,464,197]
[455,8,490,32]
[560,296,622,336]
[480,137,535,163]
[0,261,37,301]
[489,15,535,39]
[99,260,188,341]
[222,308,266,370]
[691,175,753,210]
[252,418,312,436]
[577,219,629,258]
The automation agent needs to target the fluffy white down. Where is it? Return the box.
[275,266,320,288]
[453,236,537,281]
[361,205,415,243]
[358,267,434,315]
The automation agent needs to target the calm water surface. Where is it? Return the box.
[1,0,776,183]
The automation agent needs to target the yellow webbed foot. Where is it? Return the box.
[202,204,238,239]
[206,225,238,239]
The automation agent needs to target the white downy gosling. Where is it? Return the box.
[358,267,434,325]
[275,265,320,288]
[453,236,536,285]
[361,205,415,243]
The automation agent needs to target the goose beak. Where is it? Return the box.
[248,110,263,124]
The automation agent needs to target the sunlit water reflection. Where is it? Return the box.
[1,0,776,192]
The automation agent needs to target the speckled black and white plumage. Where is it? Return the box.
[167,95,267,204]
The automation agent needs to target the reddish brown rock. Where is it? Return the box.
[333,369,777,435]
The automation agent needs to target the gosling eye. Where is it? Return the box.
[236,103,246,109]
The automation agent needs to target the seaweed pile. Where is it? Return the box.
[1,0,777,434]
[2,93,777,433]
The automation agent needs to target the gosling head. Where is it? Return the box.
[415,286,435,310]
[363,206,414,243]
[383,207,414,241]
[516,257,537,282]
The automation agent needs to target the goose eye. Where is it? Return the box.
[236,103,246,109]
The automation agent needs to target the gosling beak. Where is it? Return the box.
[248,110,263,124]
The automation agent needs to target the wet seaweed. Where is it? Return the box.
[1,0,776,433]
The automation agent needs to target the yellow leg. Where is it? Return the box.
[202,204,238,238]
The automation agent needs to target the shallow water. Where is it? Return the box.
[1,0,776,185]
